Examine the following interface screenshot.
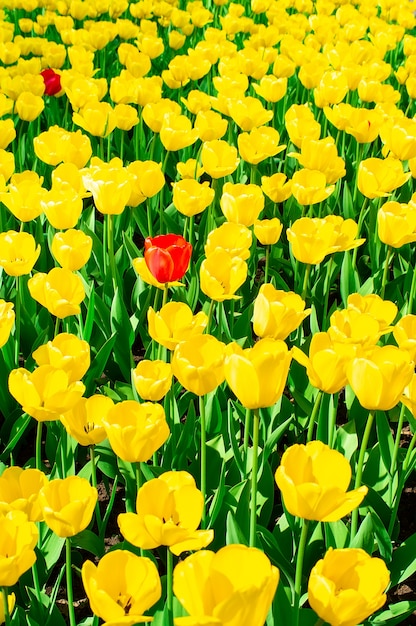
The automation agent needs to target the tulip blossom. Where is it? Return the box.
[144,234,192,284]
[200,249,248,301]
[253,284,310,340]
[82,550,161,625]
[51,229,93,271]
[220,182,264,226]
[39,476,97,537]
[308,548,389,626]
[0,231,40,276]
[171,334,226,396]
[0,300,14,348]
[102,400,169,463]
[32,333,90,383]
[60,395,114,446]
[0,510,38,587]
[41,68,62,95]
[147,302,207,350]
[275,440,368,521]
[118,471,213,555]
[173,544,279,626]
[0,466,48,522]
[132,360,172,402]
[28,268,85,318]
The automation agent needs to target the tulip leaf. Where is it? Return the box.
[0,413,31,462]
[257,525,294,591]
[370,509,392,563]
[110,287,134,381]
[364,486,393,530]
[375,411,395,478]
[325,520,349,549]
[226,510,248,546]
[369,601,416,625]
[208,461,227,528]
[39,528,65,571]
[225,401,245,478]
[334,420,358,462]
[389,532,416,587]
[350,513,374,554]
[83,333,117,395]
[71,529,104,558]
[340,249,361,305]
[80,286,95,344]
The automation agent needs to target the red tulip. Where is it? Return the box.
[144,234,192,283]
[41,69,62,96]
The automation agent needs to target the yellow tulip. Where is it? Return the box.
[328,309,389,350]
[126,160,165,206]
[118,471,213,555]
[357,157,411,199]
[0,466,48,522]
[194,109,228,142]
[393,314,416,362]
[377,200,416,248]
[346,294,397,331]
[1,171,46,222]
[200,249,248,301]
[0,300,14,348]
[73,101,117,138]
[254,218,283,245]
[224,338,292,409]
[132,360,172,402]
[15,91,44,121]
[41,183,83,229]
[0,510,38,586]
[39,476,97,537]
[291,169,335,206]
[261,172,292,203]
[238,126,286,165]
[220,182,264,226]
[289,137,346,184]
[253,284,310,340]
[82,550,161,625]
[173,545,279,626]
[287,217,338,265]
[200,139,240,179]
[28,268,85,318]
[60,395,114,446]
[275,440,368,521]
[147,302,208,350]
[204,222,252,260]
[0,231,40,276]
[308,548,389,626]
[32,332,90,383]
[172,179,215,217]
[8,365,85,422]
[160,113,199,151]
[171,334,225,396]
[51,229,93,271]
[227,96,273,131]
[102,400,169,463]
[346,345,414,411]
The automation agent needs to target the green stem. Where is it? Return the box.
[54,316,60,338]
[2,588,11,626]
[244,407,251,476]
[327,392,339,449]
[36,421,42,471]
[157,284,169,360]
[294,519,310,626]
[90,445,102,536]
[407,261,416,314]
[107,214,117,289]
[350,410,375,541]
[380,247,393,299]
[249,408,260,547]
[322,257,333,331]
[66,538,76,626]
[14,276,20,367]
[352,197,369,271]
[307,390,323,443]
[301,264,312,301]
[136,461,142,496]
[166,548,174,626]
[205,300,215,335]
[199,395,207,529]
[264,245,270,284]
[390,403,406,478]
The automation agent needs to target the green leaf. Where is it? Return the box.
[389,532,416,587]
[84,333,117,395]
[334,420,358,462]
[370,509,392,563]
[369,601,416,625]
[376,411,394,476]
[325,519,349,549]
[350,513,374,553]
[71,529,104,558]
[226,510,248,545]
[39,528,65,572]
[110,287,134,381]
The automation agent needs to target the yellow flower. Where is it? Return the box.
[291,169,335,206]
[0,119,16,150]
[132,360,172,402]
[147,302,208,350]
[172,179,215,217]
[227,96,273,131]
[171,335,226,396]
[41,183,83,229]
[289,137,346,184]
[204,222,252,260]
[346,294,397,331]
[8,365,85,422]
[394,314,416,362]
[238,126,286,165]
[252,75,287,102]
[194,109,228,141]
[292,332,355,394]
[0,592,15,624]
[377,200,416,248]
[114,103,139,131]
[82,164,132,216]
[15,91,44,121]
[287,217,338,265]
[346,345,414,411]
[261,173,292,203]
[253,284,310,340]
[0,510,38,587]
[176,158,204,180]
[357,157,411,199]
[32,332,90,383]
[0,466,48,522]
[308,548,389,626]
[0,231,40,276]
[200,249,248,302]
[275,441,368,521]
[82,550,161,626]
[126,160,165,206]
[33,126,70,166]
[0,300,14,348]
[173,545,279,626]
[220,182,264,226]
[28,268,85,318]
[1,171,46,222]
[201,139,240,179]
[285,103,321,149]
[39,476,97,537]
[73,101,117,138]
[118,471,213,555]
[224,338,292,409]
[254,218,283,245]
[102,400,169,463]
[160,113,199,151]
[142,99,181,133]
[51,229,93,271]
[60,395,114,446]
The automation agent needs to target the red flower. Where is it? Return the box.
[144,234,192,283]
[41,69,62,96]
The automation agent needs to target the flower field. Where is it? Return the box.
[1,0,416,624]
